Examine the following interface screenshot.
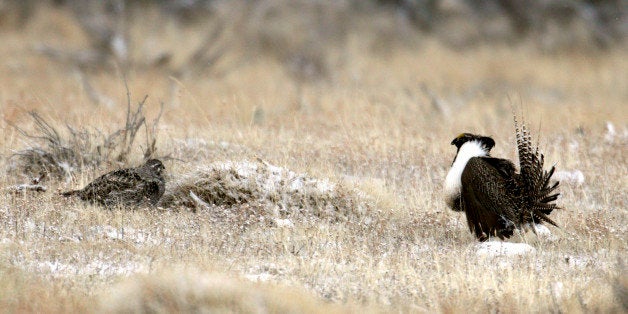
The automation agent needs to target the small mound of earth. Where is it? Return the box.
[475,241,536,257]
[159,160,373,223]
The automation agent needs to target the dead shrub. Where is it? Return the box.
[8,97,162,182]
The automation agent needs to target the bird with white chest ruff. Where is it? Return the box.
[444,117,561,241]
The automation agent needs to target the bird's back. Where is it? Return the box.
[62,161,166,207]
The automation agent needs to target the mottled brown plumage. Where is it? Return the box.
[444,117,560,241]
[62,159,165,208]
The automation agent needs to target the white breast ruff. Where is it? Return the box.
[444,141,489,208]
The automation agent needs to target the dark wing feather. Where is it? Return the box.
[61,161,166,208]
[139,177,166,205]
[78,169,142,205]
[461,157,518,240]
[481,157,517,178]
[82,170,139,194]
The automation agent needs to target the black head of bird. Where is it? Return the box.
[451,133,495,151]
[145,159,165,176]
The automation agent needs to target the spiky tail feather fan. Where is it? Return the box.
[514,114,560,227]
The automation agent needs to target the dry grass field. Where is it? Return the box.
[0,3,626,313]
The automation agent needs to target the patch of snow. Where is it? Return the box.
[475,241,536,257]
[288,177,305,191]
[244,273,274,282]
[273,218,294,228]
[35,259,147,278]
[58,236,81,243]
[209,160,337,196]
[409,244,432,259]
[568,140,579,151]
[24,220,37,232]
[551,281,564,299]
[244,264,284,283]
[530,224,559,241]
[90,225,151,244]
[314,179,335,194]
[563,255,590,269]
[163,159,371,219]
[57,161,74,178]
[111,34,127,61]
[103,225,124,240]
[604,121,616,142]
[533,224,551,236]
[187,138,208,147]
[554,170,585,185]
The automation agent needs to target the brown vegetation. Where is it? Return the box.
[0,2,626,313]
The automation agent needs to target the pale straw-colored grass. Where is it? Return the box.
[0,7,626,313]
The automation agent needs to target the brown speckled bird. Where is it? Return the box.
[62,159,165,208]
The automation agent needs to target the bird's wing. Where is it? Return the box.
[137,177,165,205]
[481,157,517,179]
[81,169,141,198]
[461,157,518,239]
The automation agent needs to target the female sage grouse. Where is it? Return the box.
[62,159,166,208]
[444,116,560,241]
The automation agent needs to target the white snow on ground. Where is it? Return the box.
[35,260,147,278]
[532,224,552,236]
[85,225,174,245]
[14,224,159,278]
[563,255,594,269]
[210,160,336,196]
[244,273,274,282]
[273,218,294,228]
[244,264,285,283]
[523,223,559,241]
[475,241,536,257]
[93,225,150,244]
[551,282,564,299]
[160,159,371,219]
[604,121,616,142]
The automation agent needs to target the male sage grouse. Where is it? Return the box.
[444,117,560,241]
[62,159,166,208]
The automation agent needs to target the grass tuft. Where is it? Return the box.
[98,266,353,314]
[159,159,373,224]
[8,96,162,182]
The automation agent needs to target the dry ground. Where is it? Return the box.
[0,7,627,313]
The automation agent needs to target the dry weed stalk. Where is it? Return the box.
[9,96,162,182]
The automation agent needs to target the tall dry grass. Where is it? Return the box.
[0,4,626,313]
